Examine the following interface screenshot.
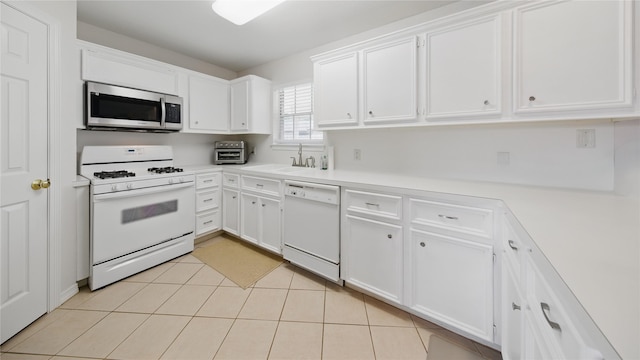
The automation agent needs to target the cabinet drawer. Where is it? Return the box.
[222,173,239,188]
[196,209,220,236]
[344,190,402,221]
[526,259,592,360]
[196,189,220,212]
[241,175,282,197]
[196,172,220,189]
[409,198,493,238]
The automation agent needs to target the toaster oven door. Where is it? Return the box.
[215,149,245,164]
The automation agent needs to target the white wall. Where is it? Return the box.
[241,2,617,191]
[614,119,640,197]
[77,21,237,80]
[76,130,237,167]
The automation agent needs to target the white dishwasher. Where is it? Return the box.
[283,180,341,282]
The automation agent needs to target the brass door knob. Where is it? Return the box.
[31,179,50,190]
[31,179,42,190]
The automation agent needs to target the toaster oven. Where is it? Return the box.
[214,140,249,164]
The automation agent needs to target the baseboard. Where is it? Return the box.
[58,283,79,307]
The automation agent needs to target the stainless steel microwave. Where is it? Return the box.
[85,81,183,132]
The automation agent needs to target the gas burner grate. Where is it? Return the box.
[147,166,184,174]
[94,170,136,179]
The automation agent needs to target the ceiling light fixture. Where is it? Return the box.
[212,0,286,26]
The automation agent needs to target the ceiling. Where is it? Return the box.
[77,0,456,72]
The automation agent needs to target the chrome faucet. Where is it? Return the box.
[290,143,315,167]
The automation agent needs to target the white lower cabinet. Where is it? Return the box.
[343,214,403,304]
[222,188,240,236]
[240,193,281,254]
[408,228,494,341]
[194,170,221,237]
[502,263,524,360]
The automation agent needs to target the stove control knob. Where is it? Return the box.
[179,177,184,183]
[126,183,133,189]
[168,178,174,184]
[111,185,118,191]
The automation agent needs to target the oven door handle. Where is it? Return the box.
[94,182,193,202]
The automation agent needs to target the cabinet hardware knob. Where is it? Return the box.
[541,302,562,331]
[232,195,237,199]
[365,202,380,207]
[261,203,266,207]
[419,242,426,247]
[529,96,536,102]
[368,111,374,116]
[251,201,256,205]
[387,234,392,239]
[508,240,518,251]
[512,302,521,311]
[438,214,459,220]
[347,113,352,119]
[483,100,490,105]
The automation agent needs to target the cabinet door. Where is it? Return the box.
[363,37,417,124]
[410,228,494,341]
[230,79,249,131]
[344,215,403,304]
[514,0,633,113]
[188,75,229,132]
[240,193,259,245]
[502,263,524,360]
[426,15,501,119]
[314,52,359,127]
[222,189,240,236]
[260,197,281,254]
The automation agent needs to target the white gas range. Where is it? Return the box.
[80,146,195,290]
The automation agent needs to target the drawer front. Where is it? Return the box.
[196,172,220,189]
[196,209,220,236]
[526,259,589,360]
[409,198,493,238]
[241,175,282,197]
[344,189,402,220]
[196,189,220,212]
[222,173,239,188]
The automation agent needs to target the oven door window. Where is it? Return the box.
[122,199,178,224]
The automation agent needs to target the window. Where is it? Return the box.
[277,83,323,143]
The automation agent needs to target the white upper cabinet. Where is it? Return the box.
[425,15,502,120]
[185,73,229,133]
[363,36,418,124]
[81,48,178,95]
[230,75,272,134]
[314,52,359,127]
[513,0,634,115]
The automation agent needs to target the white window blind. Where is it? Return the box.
[278,83,323,142]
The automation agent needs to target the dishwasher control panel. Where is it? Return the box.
[284,181,339,205]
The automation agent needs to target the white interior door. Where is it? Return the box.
[1,3,49,344]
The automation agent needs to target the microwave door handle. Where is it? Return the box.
[160,97,166,128]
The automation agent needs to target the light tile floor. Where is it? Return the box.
[1,237,502,360]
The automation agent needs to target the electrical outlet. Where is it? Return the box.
[354,149,362,161]
[576,129,596,148]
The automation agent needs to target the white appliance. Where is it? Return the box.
[80,146,195,290]
[85,81,183,132]
[283,180,341,282]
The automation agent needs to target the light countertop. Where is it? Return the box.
[183,163,640,358]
